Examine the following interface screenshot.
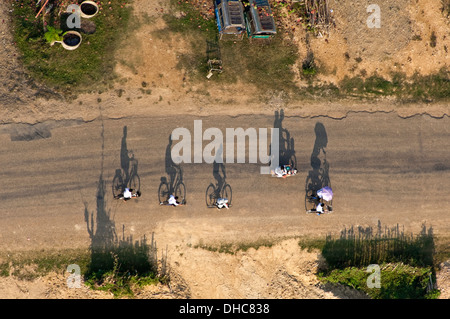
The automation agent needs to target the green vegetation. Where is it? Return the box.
[161,1,448,103]
[10,0,448,102]
[10,0,133,96]
[0,249,90,281]
[193,237,277,255]
[84,242,163,298]
[320,263,439,299]
[161,0,299,99]
[339,68,450,102]
[0,236,167,298]
[43,25,63,45]
[318,222,441,299]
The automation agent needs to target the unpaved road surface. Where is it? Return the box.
[1,111,449,252]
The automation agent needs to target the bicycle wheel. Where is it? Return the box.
[175,182,186,204]
[205,184,216,207]
[158,182,169,203]
[112,173,124,199]
[288,154,297,171]
[325,199,333,213]
[221,184,232,206]
[128,173,140,192]
[305,189,317,213]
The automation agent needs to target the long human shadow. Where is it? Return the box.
[164,134,181,193]
[120,126,130,185]
[159,134,186,203]
[305,122,331,193]
[112,126,140,198]
[206,144,232,206]
[271,109,297,169]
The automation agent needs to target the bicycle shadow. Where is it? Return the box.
[305,122,331,192]
[112,126,141,198]
[158,134,186,204]
[206,144,232,207]
[271,109,297,169]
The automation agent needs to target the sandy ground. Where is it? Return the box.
[0,0,449,299]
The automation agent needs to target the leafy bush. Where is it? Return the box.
[10,0,133,95]
[322,222,435,270]
[320,264,440,299]
[318,222,440,299]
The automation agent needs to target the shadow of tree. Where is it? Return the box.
[83,117,164,294]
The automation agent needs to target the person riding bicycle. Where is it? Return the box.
[274,165,288,178]
[167,194,180,206]
[123,187,132,200]
[216,197,229,209]
[316,202,324,215]
[273,165,297,178]
[121,188,140,201]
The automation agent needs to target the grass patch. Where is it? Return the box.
[0,248,90,281]
[0,236,167,298]
[339,68,450,102]
[318,222,441,299]
[84,232,168,298]
[161,0,298,98]
[9,0,134,96]
[297,237,326,252]
[319,263,439,299]
[193,237,277,255]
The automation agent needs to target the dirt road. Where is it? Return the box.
[1,110,449,254]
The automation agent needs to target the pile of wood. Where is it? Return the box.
[304,0,334,34]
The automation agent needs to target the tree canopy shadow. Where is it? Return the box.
[83,119,163,294]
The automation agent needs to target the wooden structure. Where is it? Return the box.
[214,0,246,40]
[244,0,277,39]
[206,40,223,79]
[304,0,334,34]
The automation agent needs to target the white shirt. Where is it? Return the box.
[316,204,323,213]
[123,188,132,199]
[168,195,178,206]
[217,198,229,208]
[274,166,286,178]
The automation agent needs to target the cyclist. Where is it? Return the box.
[123,187,132,200]
[121,188,140,201]
[165,194,181,206]
[274,165,288,178]
[216,197,229,209]
[316,202,324,215]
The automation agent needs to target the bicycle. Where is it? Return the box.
[205,181,232,208]
[112,151,140,199]
[158,166,186,205]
